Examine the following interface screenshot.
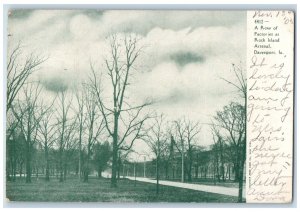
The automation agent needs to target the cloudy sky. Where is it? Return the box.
[7,10,246,149]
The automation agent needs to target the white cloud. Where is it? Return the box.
[98,10,245,35]
[7,10,246,147]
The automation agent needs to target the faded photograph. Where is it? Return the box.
[6,10,247,203]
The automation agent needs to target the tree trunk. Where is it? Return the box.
[195,165,199,179]
[215,151,220,183]
[219,142,225,182]
[238,145,246,202]
[237,96,246,202]
[238,159,245,202]
[98,166,103,178]
[117,167,120,180]
[213,164,216,185]
[172,164,175,180]
[234,162,239,182]
[83,169,88,182]
[36,165,39,179]
[111,113,118,188]
[59,148,63,182]
[117,154,121,180]
[19,161,23,178]
[181,151,184,182]
[25,140,32,183]
[12,139,17,182]
[84,145,91,183]
[63,162,67,181]
[187,149,193,182]
[165,162,169,179]
[45,145,50,181]
[78,121,83,180]
[156,157,159,195]
[199,167,202,178]
[187,160,192,182]
[221,163,225,182]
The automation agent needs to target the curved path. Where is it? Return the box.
[126,177,245,198]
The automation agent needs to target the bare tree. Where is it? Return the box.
[74,86,86,180]
[214,102,246,202]
[7,43,46,113]
[56,90,73,182]
[89,34,151,187]
[6,43,46,182]
[36,101,57,181]
[12,82,46,183]
[185,120,201,182]
[6,111,20,181]
[168,133,176,180]
[221,63,246,202]
[144,114,167,195]
[211,124,226,182]
[63,118,78,181]
[82,86,105,182]
[172,118,201,182]
[173,118,187,182]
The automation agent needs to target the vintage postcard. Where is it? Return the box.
[5,10,294,204]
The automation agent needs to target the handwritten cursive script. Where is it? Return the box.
[246,10,294,203]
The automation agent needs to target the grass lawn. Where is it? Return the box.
[6,176,241,203]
